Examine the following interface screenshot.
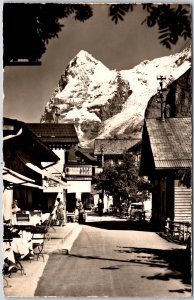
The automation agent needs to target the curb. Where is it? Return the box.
[44,223,81,254]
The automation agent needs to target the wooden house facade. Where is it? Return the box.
[140,117,192,229]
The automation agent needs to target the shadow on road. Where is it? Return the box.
[68,246,191,288]
[115,246,191,286]
[85,220,154,231]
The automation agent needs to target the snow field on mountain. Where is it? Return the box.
[43,46,191,145]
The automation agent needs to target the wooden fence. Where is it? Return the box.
[165,218,191,244]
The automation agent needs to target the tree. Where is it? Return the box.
[3,3,191,66]
[95,152,149,214]
[109,4,191,49]
[3,3,93,66]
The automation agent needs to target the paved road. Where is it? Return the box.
[35,218,191,297]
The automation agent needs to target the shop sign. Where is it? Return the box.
[43,174,63,192]
[65,166,92,177]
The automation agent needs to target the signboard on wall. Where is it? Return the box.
[65,166,92,177]
[43,174,64,193]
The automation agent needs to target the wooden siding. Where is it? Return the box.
[174,187,192,222]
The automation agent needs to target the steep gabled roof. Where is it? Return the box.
[76,149,97,162]
[3,118,59,163]
[145,117,191,169]
[94,139,140,155]
[27,123,79,144]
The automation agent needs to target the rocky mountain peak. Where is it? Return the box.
[41,46,191,147]
[71,49,98,66]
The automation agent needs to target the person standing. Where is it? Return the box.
[77,200,85,224]
[98,199,104,217]
[74,198,79,222]
[56,200,65,226]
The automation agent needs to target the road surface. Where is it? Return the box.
[35,217,191,297]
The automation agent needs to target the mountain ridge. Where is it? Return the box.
[41,46,191,147]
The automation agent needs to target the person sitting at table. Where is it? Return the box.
[4,220,34,260]
[3,242,16,273]
[3,222,21,274]
[13,230,34,260]
[4,222,20,238]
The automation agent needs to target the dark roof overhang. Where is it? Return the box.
[3,118,59,164]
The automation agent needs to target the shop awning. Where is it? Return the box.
[26,162,69,187]
[20,182,43,189]
[3,167,35,185]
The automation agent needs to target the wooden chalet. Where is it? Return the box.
[3,118,61,220]
[94,138,140,166]
[140,117,192,228]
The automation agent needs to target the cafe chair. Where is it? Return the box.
[3,275,11,288]
[3,238,26,278]
[32,233,45,262]
[12,253,26,276]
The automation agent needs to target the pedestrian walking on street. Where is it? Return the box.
[77,200,85,224]
[98,199,104,217]
[56,200,65,226]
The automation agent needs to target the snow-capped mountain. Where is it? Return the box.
[41,47,191,147]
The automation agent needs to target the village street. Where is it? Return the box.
[34,215,191,298]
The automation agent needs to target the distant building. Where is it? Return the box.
[140,117,192,228]
[27,123,96,212]
[94,138,140,167]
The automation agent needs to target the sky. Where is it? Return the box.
[3,3,191,123]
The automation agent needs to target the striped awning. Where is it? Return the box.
[20,182,43,189]
[3,167,35,185]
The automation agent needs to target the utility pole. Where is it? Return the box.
[53,105,60,123]
[157,76,167,122]
[101,144,105,168]
[100,144,106,210]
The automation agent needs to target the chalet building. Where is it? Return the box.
[94,138,140,166]
[3,118,62,221]
[27,123,95,212]
[139,117,192,229]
